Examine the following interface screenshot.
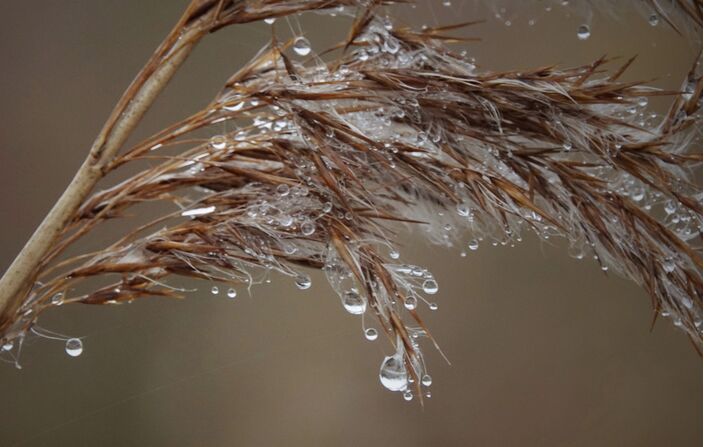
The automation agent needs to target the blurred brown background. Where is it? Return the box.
[0,1,701,446]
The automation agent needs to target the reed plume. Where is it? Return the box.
[0,0,701,401]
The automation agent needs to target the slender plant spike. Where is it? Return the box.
[0,0,701,401]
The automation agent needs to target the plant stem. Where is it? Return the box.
[0,1,213,327]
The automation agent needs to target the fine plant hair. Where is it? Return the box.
[0,0,701,400]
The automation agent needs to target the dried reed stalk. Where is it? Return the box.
[0,0,701,399]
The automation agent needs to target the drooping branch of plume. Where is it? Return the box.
[0,1,701,400]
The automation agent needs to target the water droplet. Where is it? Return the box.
[442,0,451,5]
[404,296,417,310]
[364,328,378,341]
[65,338,83,357]
[562,141,573,151]
[663,257,676,273]
[422,279,438,295]
[293,37,312,56]
[383,38,400,54]
[648,14,659,26]
[456,203,469,217]
[342,290,366,314]
[429,302,438,311]
[276,184,290,196]
[264,17,276,25]
[51,292,64,306]
[664,200,677,214]
[227,288,237,298]
[403,390,413,401]
[301,221,315,236]
[577,24,591,40]
[468,239,479,250]
[382,16,393,30]
[389,250,400,259]
[210,135,227,150]
[211,286,219,295]
[379,354,408,391]
[295,275,312,290]
[637,96,648,107]
[2,341,13,351]
[421,374,433,386]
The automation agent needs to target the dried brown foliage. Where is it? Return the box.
[0,0,701,398]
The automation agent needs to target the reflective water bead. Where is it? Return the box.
[211,286,219,295]
[404,296,417,310]
[468,239,479,250]
[403,390,413,401]
[648,14,659,26]
[663,257,676,273]
[379,354,408,391]
[295,275,312,290]
[429,302,438,311]
[276,184,290,196]
[227,288,237,299]
[264,17,276,25]
[342,290,366,314]
[422,279,438,295]
[51,292,64,306]
[421,374,433,386]
[2,341,13,351]
[293,37,312,56]
[389,250,400,260]
[364,328,378,341]
[210,135,227,150]
[65,338,83,357]
[577,24,591,40]
[456,203,470,217]
[301,221,316,236]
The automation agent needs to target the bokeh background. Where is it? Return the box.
[0,1,701,446]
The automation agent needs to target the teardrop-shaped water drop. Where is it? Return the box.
[422,279,438,295]
[577,24,591,40]
[293,37,312,56]
[342,290,366,314]
[403,390,413,401]
[404,296,417,310]
[421,374,433,386]
[379,354,408,391]
[65,338,83,357]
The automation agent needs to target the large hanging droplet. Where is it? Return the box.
[422,279,438,295]
[342,290,366,314]
[65,338,83,357]
[293,37,312,56]
[379,354,408,391]
[576,24,591,40]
